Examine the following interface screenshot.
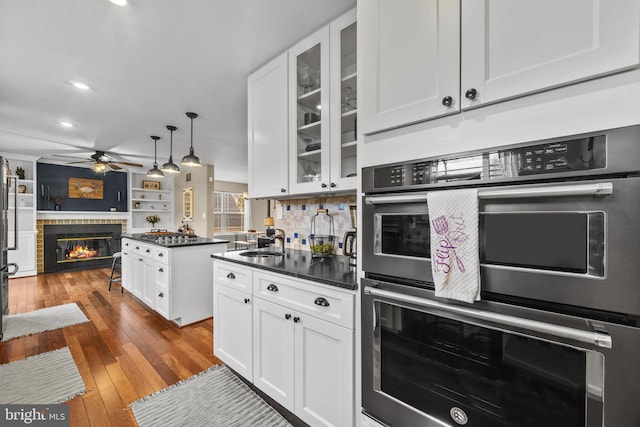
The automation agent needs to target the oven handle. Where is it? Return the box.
[364,182,613,204]
[364,286,612,349]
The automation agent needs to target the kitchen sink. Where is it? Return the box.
[239,251,284,258]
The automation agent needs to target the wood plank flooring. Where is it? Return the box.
[0,268,221,426]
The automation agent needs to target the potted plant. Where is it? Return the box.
[49,194,65,210]
[15,166,25,180]
[146,215,160,228]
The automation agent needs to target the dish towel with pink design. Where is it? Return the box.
[427,188,481,303]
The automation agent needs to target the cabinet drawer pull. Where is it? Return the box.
[145,249,150,253]
[285,313,291,320]
[158,252,164,257]
[125,243,129,247]
[330,182,336,188]
[135,246,140,250]
[442,95,453,107]
[267,284,279,292]
[314,297,330,307]
[158,268,164,273]
[226,272,236,279]
[321,183,327,189]
[465,88,478,100]
[138,258,143,262]
[158,292,164,298]
[281,188,286,193]
[293,316,300,323]
[244,298,250,304]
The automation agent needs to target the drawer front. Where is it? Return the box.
[155,262,169,287]
[214,260,253,293]
[253,271,355,329]
[155,284,170,319]
[154,247,169,264]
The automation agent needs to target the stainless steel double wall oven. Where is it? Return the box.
[361,125,640,427]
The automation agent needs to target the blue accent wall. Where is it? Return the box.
[37,163,128,211]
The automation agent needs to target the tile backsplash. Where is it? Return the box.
[272,195,357,254]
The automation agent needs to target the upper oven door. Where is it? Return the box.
[363,177,640,317]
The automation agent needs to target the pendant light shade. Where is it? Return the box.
[161,125,180,173]
[181,112,202,167]
[147,135,165,178]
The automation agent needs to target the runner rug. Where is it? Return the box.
[0,346,85,404]
[2,303,89,341]
[130,364,292,427]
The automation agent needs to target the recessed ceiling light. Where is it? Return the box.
[71,81,90,90]
[59,121,74,128]
[110,0,128,6]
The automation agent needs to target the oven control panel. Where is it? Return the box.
[370,134,606,189]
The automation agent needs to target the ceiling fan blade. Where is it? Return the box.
[67,160,92,164]
[52,154,92,161]
[107,162,122,170]
[114,161,144,168]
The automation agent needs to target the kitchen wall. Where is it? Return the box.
[272,194,357,254]
[36,162,128,211]
[173,164,214,236]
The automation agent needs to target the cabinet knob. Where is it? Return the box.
[330,182,336,188]
[158,253,163,257]
[125,243,129,247]
[442,96,453,107]
[321,183,327,189]
[158,268,164,273]
[226,272,236,279]
[244,298,250,304]
[145,249,150,253]
[135,246,140,250]
[138,258,143,262]
[314,297,330,307]
[465,88,478,100]
[267,283,279,292]
[285,313,291,320]
[293,316,300,323]
[158,292,164,298]
[281,188,286,193]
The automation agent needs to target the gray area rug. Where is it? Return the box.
[0,346,85,404]
[2,303,89,341]
[131,364,292,427]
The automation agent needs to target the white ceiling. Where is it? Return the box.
[0,0,355,182]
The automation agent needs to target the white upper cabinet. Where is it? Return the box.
[329,9,358,191]
[359,0,461,135]
[248,52,289,199]
[461,0,640,109]
[360,0,640,134]
[288,27,332,195]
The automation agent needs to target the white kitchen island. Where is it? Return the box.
[121,235,228,326]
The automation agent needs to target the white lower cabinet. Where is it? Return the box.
[123,237,221,326]
[213,260,355,427]
[213,283,253,381]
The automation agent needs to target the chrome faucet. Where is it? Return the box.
[273,228,286,253]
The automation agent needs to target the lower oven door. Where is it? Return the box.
[360,278,640,427]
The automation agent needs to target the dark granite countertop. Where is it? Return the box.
[123,233,229,248]
[211,248,358,291]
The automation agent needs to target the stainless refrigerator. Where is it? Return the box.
[1,157,20,340]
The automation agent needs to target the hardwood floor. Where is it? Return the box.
[0,268,221,426]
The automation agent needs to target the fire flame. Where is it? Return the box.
[67,245,98,259]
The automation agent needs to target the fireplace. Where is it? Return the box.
[43,224,122,273]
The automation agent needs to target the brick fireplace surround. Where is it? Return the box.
[36,217,127,273]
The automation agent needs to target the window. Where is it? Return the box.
[213,191,246,233]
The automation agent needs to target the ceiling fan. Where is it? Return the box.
[54,151,144,172]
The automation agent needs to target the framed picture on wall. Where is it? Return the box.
[142,180,161,190]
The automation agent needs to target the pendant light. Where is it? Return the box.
[147,135,164,178]
[161,125,180,173]
[181,112,202,167]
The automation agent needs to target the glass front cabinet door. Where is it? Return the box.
[289,27,330,194]
[330,9,357,191]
